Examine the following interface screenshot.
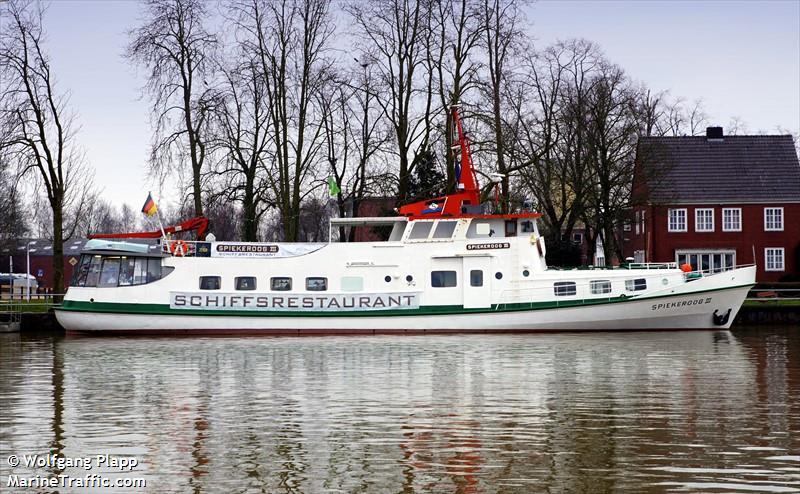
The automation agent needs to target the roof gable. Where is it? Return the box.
[636,135,800,204]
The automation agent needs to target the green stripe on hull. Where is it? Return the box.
[58,283,753,318]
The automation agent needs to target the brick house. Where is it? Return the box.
[627,127,800,282]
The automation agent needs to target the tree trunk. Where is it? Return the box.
[52,198,64,298]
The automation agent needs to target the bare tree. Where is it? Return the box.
[582,62,640,262]
[238,0,334,241]
[427,0,484,191]
[210,51,273,241]
[0,0,94,294]
[320,66,390,240]
[349,0,429,202]
[476,0,525,212]
[127,0,218,219]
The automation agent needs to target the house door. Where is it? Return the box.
[462,256,491,309]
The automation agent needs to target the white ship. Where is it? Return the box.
[55,110,755,334]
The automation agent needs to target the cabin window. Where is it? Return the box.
[306,277,328,291]
[470,270,483,287]
[199,276,221,290]
[625,278,647,292]
[118,257,135,286]
[521,220,534,233]
[235,276,257,291]
[98,257,121,287]
[431,270,457,288]
[590,280,612,295]
[554,281,577,297]
[133,258,148,284]
[271,277,292,291]
[409,221,433,240]
[432,220,457,239]
[84,255,103,287]
[505,221,517,237]
[341,276,364,292]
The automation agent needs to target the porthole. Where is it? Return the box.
[522,270,530,277]
[495,272,503,280]
[385,275,391,283]
[662,278,669,286]
[406,275,413,282]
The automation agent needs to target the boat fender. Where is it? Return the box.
[170,240,189,257]
[712,308,732,326]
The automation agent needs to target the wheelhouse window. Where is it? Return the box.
[432,220,458,239]
[431,270,457,288]
[271,277,292,291]
[625,278,647,292]
[235,276,257,291]
[695,208,714,232]
[677,251,736,273]
[554,282,577,297]
[306,277,328,291]
[668,208,687,232]
[98,257,121,287]
[199,276,221,290]
[72,255,92,286]
[85,255,103,287]
[470,270,483,287]
[764,207,784,231]
[118,257,135,286]
[722,208,741,231]
[590,280,612,295]
[765,248,785,271]
[409,221,433,240]
[73,254,169,287]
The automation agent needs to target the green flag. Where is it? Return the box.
[327,176,340,197]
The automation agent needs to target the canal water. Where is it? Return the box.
[1,328,798,493]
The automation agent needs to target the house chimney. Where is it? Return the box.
[706,126,724,140]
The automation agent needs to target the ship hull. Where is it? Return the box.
[56,283,751,335]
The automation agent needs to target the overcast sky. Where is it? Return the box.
[30,0,800,211]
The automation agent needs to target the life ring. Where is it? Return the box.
[170,240,189,257]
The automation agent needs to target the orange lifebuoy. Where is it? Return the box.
[170,240,189,257]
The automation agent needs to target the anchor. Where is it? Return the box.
[713,308,732,326]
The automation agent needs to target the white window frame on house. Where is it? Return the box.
[668,208,687,232]
[695,208,714,232]
[722,208,742,232]
[634,211,640,235]
[764,207,784,231]
[676,249,736,273]
[765,247,785,272]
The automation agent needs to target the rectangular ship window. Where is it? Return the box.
[271,277,292,291]
[590,280,612,294]
[431,270,457,288]
[625,278,647,291]
[554,281,577,296]
[199,276,221,290]
[470,270,483,287]
[235,276,257,291]
[306,277,328,291]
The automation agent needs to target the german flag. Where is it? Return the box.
[141,193,158,217]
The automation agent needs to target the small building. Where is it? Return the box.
[627,127,800,282]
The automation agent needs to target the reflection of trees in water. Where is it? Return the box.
[3,331,798,492]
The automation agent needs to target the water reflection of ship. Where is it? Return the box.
[400,415,484,494]
[3,330,798,492]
